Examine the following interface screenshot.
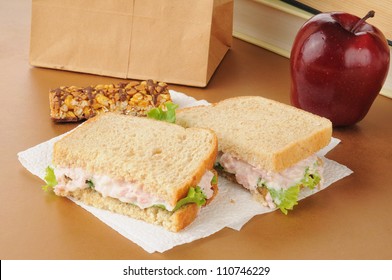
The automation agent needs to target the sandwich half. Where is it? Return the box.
[176,96,332,214]
[44,112,218,232]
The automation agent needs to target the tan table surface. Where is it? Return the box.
[1,1,392,260]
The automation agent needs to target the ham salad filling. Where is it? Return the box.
[53,168,215,212]
[218,152,324,210]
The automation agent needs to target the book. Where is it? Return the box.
[290,0,392,41]
[233,0,311,58]
[233,0,392,98]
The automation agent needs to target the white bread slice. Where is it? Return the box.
[53,112,218,232]
[176,96,332,172]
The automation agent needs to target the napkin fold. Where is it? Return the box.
[17,91,353,253]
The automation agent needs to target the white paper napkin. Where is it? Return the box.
[17,91,353,253]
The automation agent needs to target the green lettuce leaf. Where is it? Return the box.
[211,175,218,185]
[213,162,224,172]
[301,167,321,190]
[42,166,58,192]
[85,179,95,189]
[264,166,321,214]
[172,186,207,212]
[147,101,179,123]
[268,185,301,215]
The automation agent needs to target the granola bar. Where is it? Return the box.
[49,80,172,122]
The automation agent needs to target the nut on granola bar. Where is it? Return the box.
[49,80,172,122]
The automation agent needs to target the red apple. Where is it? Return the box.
[290,11,390,126]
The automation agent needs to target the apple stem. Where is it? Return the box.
[351,10,375,33]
